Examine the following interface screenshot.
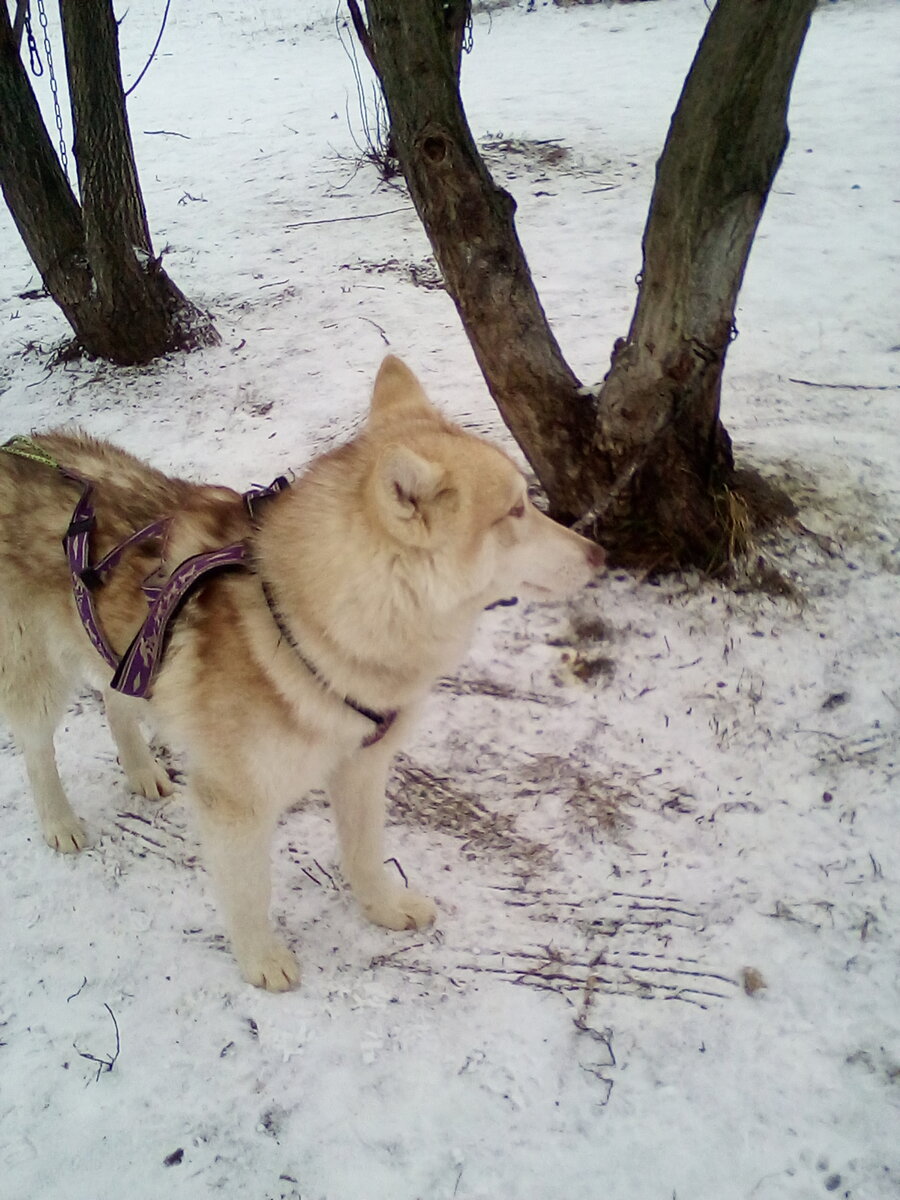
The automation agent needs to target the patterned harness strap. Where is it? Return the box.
[63,479,169,669]
[0,438,397,744]
[110,478,290,697]
[0,436,288,698]
[0,438,136,669]
[110,541,250,696]
[105,477,290,697]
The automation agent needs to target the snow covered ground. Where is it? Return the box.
[1,2,898,1198]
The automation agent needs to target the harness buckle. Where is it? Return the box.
[244,475,291,523]
[64,514,94,540]
[79,566,102,591]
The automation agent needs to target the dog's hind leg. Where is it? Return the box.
[192,776,299,991]
[102,687,173,801]
[328,743,437,932]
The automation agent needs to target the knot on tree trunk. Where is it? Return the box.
[422,135,448,163]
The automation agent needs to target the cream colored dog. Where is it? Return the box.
[0,357,604,989]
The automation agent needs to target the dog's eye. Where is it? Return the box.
[493,500,526,527]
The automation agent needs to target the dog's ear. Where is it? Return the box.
[368,356,439,424]
[377,445,443,519]
[374,444,458,545]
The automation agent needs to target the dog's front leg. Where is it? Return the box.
[103,687,174,801]
[328,743,437,931]
[192,778,299,991]
[17,720,87,853]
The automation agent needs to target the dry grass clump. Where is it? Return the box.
[388,753,552,866]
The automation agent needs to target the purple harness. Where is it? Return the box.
[1,437,396,746]
[61,471,288,700]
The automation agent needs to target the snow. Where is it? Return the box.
[1,1,898,1198]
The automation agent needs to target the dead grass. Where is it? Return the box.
[481,135,574,172]
[353,256,444,291]
[387,746,644,866]
[513,754,635,840]
[388,753,553,867]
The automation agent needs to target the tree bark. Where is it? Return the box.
[356,0,816,567]
[587,0,817,564]
[57,0,218,363]
[0,1,218,364]
[12,0,28,51]
[0,3,94,324]
[360,0,595,513]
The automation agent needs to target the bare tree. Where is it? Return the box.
[0,0,218,364]
[353,0,816,567]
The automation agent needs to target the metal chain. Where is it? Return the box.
[463,6,474,55]
[34,0,70,181]
[23,5,43,74]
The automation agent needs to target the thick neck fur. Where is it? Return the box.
[251,436,480,712]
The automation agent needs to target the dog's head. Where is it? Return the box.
[364,356,605,610]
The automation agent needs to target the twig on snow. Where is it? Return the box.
[385,857,409,887]
[358,315,390,345]
[66,976,88,1003]
[313,859,338,890]
[788,377,900,391]
[370,943,426,969]
[285,206,411,229]
[75,1003,121,1082]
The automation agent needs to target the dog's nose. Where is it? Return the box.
[586,541,606,570]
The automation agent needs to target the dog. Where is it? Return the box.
[0,356,604,989]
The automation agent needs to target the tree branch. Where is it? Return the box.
[346,0,378,73]
[12,0,27,52]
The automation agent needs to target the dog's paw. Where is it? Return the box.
[42,816,87,854]
[125,759,175,801]
[363,887,437,931]
[236,938,300,992]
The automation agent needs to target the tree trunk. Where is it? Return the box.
[360,0,594,513]
[12,0,27,50]
[0,1,218,365]
[57,0,218,363]
[442,0,471,80]
[348,0,469,81]
[356,0,816,568]
[0,4,95,326]
[586,0,817,565]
